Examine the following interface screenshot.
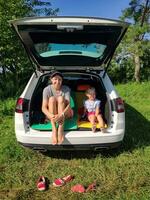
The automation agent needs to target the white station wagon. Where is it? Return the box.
[11,17,129,151]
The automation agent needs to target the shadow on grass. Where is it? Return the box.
[101,103,150,157]
[42,149,100,159]
[121,103,150,151]
[42,103,150,159]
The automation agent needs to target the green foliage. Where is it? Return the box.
[0,98,16,116]
[122,24,150,56]
[122,25,149,82]
[140,42,150,81]
[121,0,150,24]
[108,35,150,83]
[118,0,150,82]
[108,58,135,83]
[0,0,59,99]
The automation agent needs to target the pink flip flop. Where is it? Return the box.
[37,176,46,191]
[53,175,74,187]
[53,178,65,187]
[85,181,97,192]
[71,184,85,193]
[62,175,74,183]
[71,181,97,193]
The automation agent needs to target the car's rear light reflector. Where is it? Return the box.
[115,98,124,113]
[16,98,23,113]
[15,98,29,113]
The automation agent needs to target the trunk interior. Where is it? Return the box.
[29,72,111,131]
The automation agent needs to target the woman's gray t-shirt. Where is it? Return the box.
[43,85,70,101]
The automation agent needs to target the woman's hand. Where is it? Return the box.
[53,114,64,123]
[49,113,55,120]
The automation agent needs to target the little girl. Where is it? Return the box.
[83,87,106,132]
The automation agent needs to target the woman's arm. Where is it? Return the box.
[62,86,71,116]
[42,99,54,120]
[62,101,70,116]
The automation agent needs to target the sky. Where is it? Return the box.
[51,0,131,20]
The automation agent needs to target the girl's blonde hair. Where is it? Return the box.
[85,87,96,95]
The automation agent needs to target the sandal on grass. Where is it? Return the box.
[71,181,97,193]
[85,181,97,192]
[53,175,74,187]
[71,184,85,193]
[37,176,46,191]
[62,175,74,183]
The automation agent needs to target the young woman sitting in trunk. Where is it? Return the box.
[42,71,73,145]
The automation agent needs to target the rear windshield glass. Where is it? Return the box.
[19,25,124,66]
[35,43,106,58]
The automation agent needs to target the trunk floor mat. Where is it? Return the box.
[78,121,107,128]
[31,120,107,130]
[31,115,77,130]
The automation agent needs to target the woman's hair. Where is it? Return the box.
[50,71,63,79]
[85,87,96,95]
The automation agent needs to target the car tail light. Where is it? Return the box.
[115,98,125,113]
[15,98,29,113]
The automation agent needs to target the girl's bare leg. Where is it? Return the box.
[88,115,96,132]
[97,114,105,129]
[48,97,57,145]
[57,96,65,144]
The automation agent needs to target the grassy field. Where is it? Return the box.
[0,82,150,200]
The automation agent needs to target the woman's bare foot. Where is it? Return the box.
[58,134,64,144]
[58,125,64,144]
[52,131,57,145]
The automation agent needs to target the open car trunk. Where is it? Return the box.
[11,17,129,72]
[29,72,111,131]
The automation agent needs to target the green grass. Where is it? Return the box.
[0,82,150,200]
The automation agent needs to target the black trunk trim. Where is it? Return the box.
[19,141,121,151]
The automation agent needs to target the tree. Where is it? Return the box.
[0,0,59,98]
[120,0,150,82]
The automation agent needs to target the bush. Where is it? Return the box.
[0,98,16,116]
[108,58,135,84]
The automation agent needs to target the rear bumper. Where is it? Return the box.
[16,128,125,151]
[19,141,121,151]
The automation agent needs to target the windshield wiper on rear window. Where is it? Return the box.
[59,51,82,54]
